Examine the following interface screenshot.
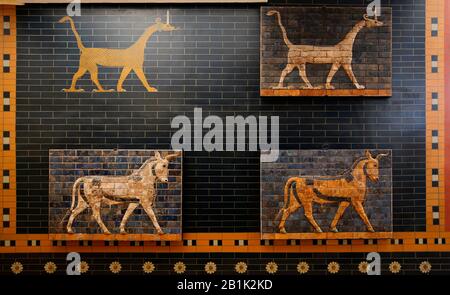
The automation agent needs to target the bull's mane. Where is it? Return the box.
[131,157,157,177]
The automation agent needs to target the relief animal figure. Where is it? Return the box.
[59,11,176,93]
[66,151,181,235]
[267,9,383,90]
[275,150,389,234]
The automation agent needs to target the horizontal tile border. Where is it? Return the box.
[0,255,437,275]
[0,232,449,253]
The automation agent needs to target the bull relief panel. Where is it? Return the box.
[260,6,392,97]
[261,150,393,239]
[49,149,182,240]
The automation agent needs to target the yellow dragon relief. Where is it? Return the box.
[59,12,176,93]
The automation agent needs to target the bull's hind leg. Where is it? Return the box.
[278,203,301,234]
[119,202,139,234]
[90,202,111,234]
[66,199,89,234]
[330,201,350,233]
[302,201,323,233]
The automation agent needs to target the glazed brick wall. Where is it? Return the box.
[15,0,425,234]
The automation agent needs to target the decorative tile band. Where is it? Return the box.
[0,5,16,235]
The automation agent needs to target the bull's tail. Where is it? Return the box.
[59,177,84,225]
[274,177,298,222]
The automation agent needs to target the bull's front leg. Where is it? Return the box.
[141,199,164,235]
[352,201,375,232]
[119,202,139,234]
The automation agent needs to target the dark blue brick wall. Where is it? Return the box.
[15,0,425,233]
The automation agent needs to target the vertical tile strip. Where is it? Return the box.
[445,0,450,231]
[0,5,16,234]
[427,0,445,231]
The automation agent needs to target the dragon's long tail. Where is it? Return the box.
[266,10,293,47]
[274,177,297,222]
[58,16,85,52]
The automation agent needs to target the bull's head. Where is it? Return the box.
[153,151,181,183]
[364,150,389,183]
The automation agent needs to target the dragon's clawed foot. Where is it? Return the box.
[62,88,85,92]
[117,88,127,92]
[92,89,115,93]
[302,85,323,90]
[146,87,158,92]
[356,84,366,90]
[325,84,336,90]
[279,227,287,234]
[330,227,339,233]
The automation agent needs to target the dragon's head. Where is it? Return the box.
[363,8,384,28]
[155,11,177,32]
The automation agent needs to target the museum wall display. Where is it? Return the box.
[2,0,450,276]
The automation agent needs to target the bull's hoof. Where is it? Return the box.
[316,228,323,233]
[103,231,112,235]
[330,228,338,233]
[368,228,375,233]
[157,230,165,235]
[279,228,287,234]
[67,229,74,234]
[120,229,127,235]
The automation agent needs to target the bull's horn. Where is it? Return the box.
[376,152,389,160]
[165,151,181,161]
[363,14,370,21]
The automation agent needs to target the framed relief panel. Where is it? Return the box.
[48,149,182,240]
[260,6,392,97]
[261,150,392,239]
